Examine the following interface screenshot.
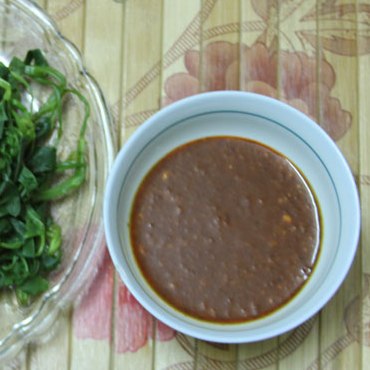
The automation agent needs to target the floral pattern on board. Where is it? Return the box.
[164,41,351,142]
[73,249,175,353]
[70,0,367,360]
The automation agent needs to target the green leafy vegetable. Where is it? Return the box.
[0,49,89,305]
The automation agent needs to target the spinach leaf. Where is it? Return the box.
[0,49,89,304]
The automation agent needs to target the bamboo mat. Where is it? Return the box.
[5,0,370,369]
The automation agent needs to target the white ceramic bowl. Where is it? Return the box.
[104,91,360,343]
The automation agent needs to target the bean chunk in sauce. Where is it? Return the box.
[130,137,320,322]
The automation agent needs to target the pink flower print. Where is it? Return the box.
[73,249,114,340]
[73,248,175,353]
[115,282,175,353]
[164,41,351,141]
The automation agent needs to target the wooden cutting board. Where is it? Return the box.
[7,1,369,369]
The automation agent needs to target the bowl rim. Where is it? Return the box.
[104,90,360,343]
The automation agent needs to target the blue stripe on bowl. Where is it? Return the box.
[118,109,342,330]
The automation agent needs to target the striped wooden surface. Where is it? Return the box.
[4,0,370,369]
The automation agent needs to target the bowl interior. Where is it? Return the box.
[105,92,359,342]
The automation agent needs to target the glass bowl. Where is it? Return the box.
[0,0,114,363]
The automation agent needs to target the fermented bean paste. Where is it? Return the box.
[130,137,320,322]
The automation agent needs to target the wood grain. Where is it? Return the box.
[358,2,370,369]
[317,1,361,369]
[5,1,367,369]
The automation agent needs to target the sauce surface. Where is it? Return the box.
[130,137,320,322]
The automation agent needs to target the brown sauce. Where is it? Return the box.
[130,137,320,323]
